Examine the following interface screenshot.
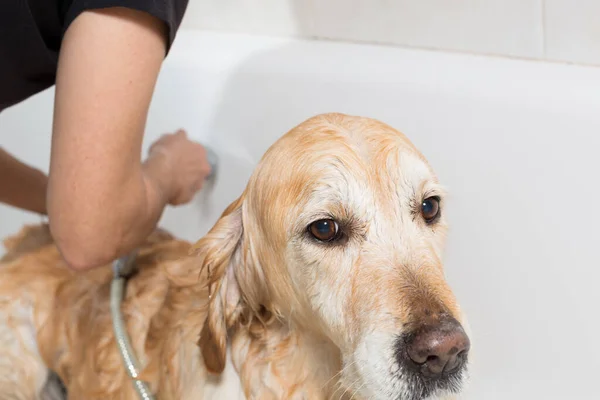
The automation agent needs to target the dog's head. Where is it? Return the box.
[193,113,470,400]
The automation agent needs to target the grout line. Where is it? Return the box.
[541,0,547,58]
[180,27,600,70]
[301,33,600,69]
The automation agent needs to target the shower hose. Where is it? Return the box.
[110,252,155,400]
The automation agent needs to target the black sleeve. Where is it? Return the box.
[62,0,190,55]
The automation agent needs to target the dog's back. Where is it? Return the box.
[0,224,208,399]
[0,224,70,399]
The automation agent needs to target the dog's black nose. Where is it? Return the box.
[401,317,470,378]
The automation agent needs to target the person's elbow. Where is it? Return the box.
[49,219,121,271]
[60,245,115,272]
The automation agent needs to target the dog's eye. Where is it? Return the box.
[421,197,440,223]
[308,219,340,242]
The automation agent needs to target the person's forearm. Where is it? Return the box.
[94,153,173,263]
[47,153,175,271]
[0,148,48,215]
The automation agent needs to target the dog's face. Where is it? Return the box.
[195,114,470,400]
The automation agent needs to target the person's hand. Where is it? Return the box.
[145,130,212,205]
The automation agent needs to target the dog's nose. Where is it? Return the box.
[403,317,470,377]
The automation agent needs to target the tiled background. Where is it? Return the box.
[181,0,600,66]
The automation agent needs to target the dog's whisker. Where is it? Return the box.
[349,380,368,400]
[336,375,363,400]
[327,361,358,397]
[329,376,351,400]
[321,359,357,391]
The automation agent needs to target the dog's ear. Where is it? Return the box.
[191,195,246,374]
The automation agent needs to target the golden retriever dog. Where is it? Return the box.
[0,113,471,400]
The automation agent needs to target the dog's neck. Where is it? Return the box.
[129,248,349,399]
[148,297,346,399]
[225,313,346,399]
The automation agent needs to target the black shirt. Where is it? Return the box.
[0,0,189,112]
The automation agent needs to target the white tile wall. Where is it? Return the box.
[181,0,314,37]
[309,0,543,58]
[544,0,600,65]
[181,0,600,67]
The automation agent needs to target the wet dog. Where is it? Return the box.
[0,113,470,399]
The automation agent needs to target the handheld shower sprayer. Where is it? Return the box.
[205,146,218,181]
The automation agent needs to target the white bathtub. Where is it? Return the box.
[1,30,599,399]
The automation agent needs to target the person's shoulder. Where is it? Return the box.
[62,0,190,54]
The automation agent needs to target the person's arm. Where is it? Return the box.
[0,148,48,215]
[48,7,208,271]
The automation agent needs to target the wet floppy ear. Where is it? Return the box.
[198,258,243,374]
[192,195,246,374]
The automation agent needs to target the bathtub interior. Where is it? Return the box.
[1,31,600,399]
